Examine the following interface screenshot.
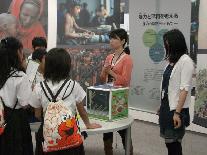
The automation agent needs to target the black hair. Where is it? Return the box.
[163,29,188,64]
[82,2,88,8]
[32,37,47,49]
[109,28,130,55]
[66,0,81,12]
[44,48,71,83]
[32,48,47,62]
[0,37,24,88]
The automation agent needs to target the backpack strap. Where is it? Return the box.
[40,82,52,102]
[62,80,75,100]
[8,70,22,78]
[42,78,70,102]
[62,80,72,98]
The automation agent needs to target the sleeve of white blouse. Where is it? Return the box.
[73,81,86,104]
[16,74,33,107]
[180,58,194,92]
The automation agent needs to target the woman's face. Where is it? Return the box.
[110,37,124,50]
[19,3,39,28]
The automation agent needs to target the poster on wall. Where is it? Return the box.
[0,0,48,55]
[56,0,120,48]
[65,46,112,91]
[193,0,207,128]
[56,0,122,93]
[129,0,191,112]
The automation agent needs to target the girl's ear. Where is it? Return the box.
[122,39,125,45]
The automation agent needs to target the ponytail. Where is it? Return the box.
[124,46,130,55]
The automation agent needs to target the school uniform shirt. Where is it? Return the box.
[104,53,133,87]
[30,79,86,113]
[33,71,44,85]
[161,54,195,111]
[0,71,32,109]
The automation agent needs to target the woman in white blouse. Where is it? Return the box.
[158,29,194,155]
[0,37,33,155]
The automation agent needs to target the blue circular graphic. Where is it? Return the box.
[157,29,168,45]
[149,44,165,63]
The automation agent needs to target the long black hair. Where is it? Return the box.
[109,28,130,55]
[163,29,188,63]
[44,48,71,83]
[0,37,24,88]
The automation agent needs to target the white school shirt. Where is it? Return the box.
[0,71,32,109]
[33,71,44,85]
[162,54,194,111]
[30,79,86,113]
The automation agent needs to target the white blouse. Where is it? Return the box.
[162,54,195,111]
[30,79,86,113]
[0,71,32,109]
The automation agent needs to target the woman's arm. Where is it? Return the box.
[173,59,194,128]
[100,67,108,83]
[100,55,113,83]
[173,90,188,128]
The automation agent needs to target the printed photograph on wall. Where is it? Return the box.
[190,0,199,63]
[57,0,121,48]
[0,0,48,55]
[65,46,113,91]
[193,0,207,128]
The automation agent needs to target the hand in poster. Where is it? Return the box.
[82,31,95,39]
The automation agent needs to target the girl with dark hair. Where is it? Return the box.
[0,37,33,155]
[100,28,133,155]
[158,29,194,155]
[30,48,101,155]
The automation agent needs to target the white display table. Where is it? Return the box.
[30,116,134,155]
[80,116,134,155]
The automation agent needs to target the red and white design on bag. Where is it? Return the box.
[43,100,82,152]
[0,97,5,135]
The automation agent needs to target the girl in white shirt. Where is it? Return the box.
[0,37,33,155]
[30,48,101,155]
[158,29,194,155]
[30,48,47,155]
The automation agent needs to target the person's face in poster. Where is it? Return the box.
[72,6,81,16]
[0,13,18,37]
[19,3,39,28]
[2,21,17,37]
[84,55,91,65]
